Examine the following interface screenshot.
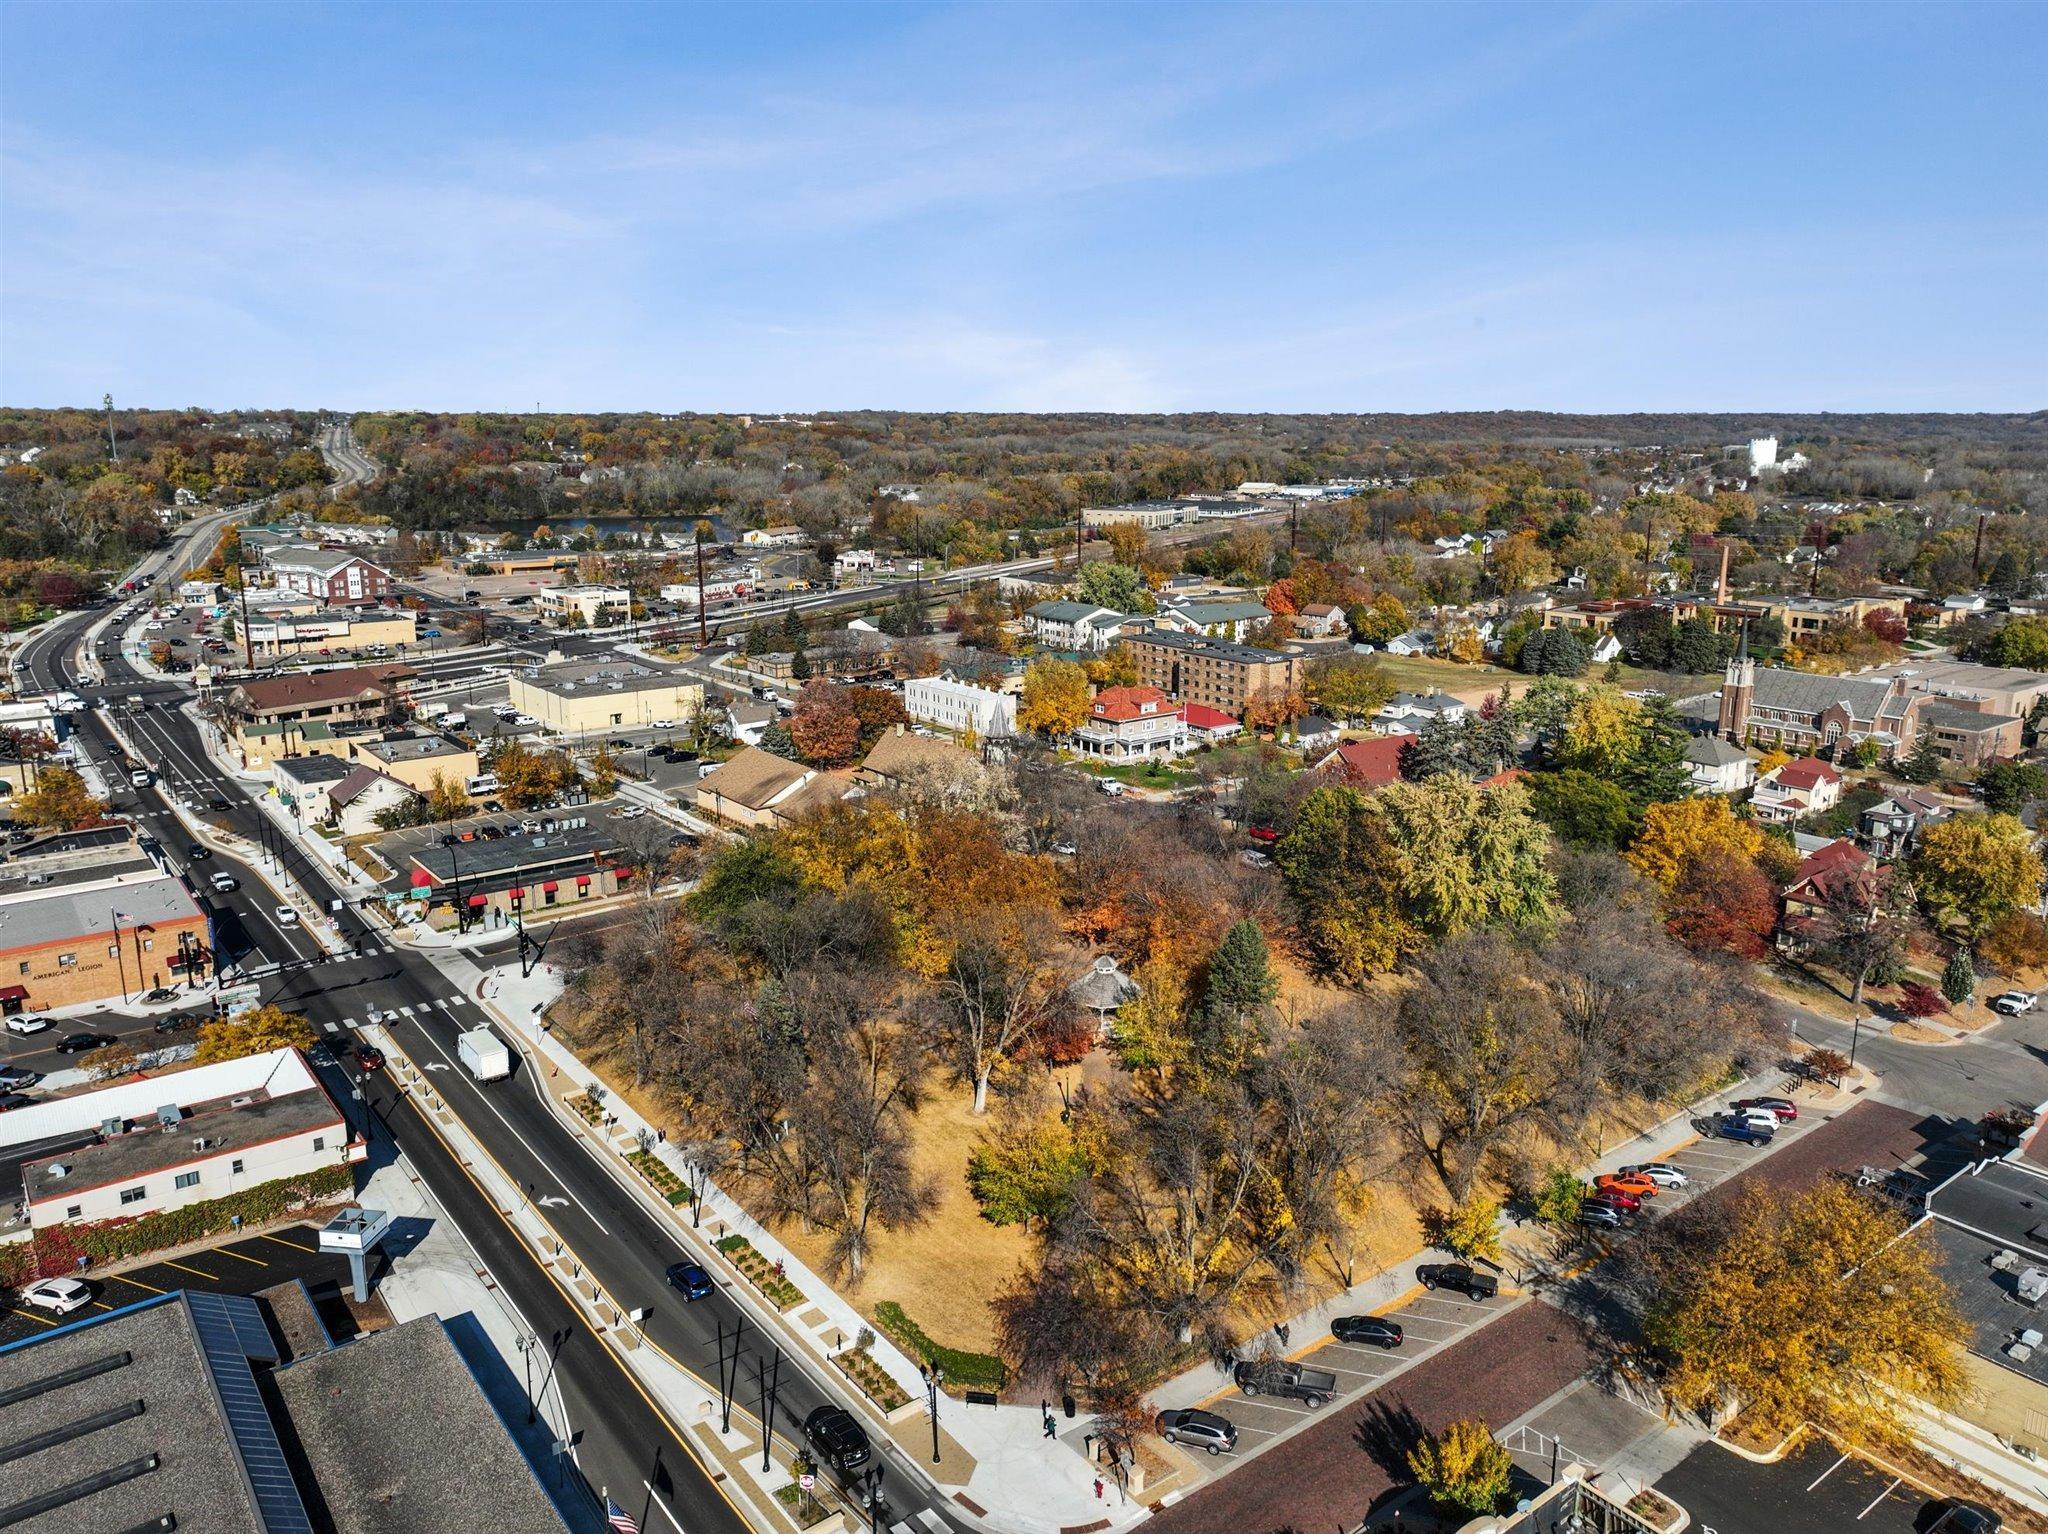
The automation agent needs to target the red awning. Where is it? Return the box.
[467,894,487,907]
[410,866,435,888]
[508,887,526,900]
[541,880,559,893]
[575,874,591,886]
[0,985,27,1001]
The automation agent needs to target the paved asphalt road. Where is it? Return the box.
[1654,1439,1927,1534]
[1785,993,2048,1123]
[22,591,965,1534]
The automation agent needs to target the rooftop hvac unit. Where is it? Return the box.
[155,1105,182,1130]
[46,1163,69,1178]
[229,1095,254,1109]
[2019,1268,2048,1306]
[192,1136,208,1154]
[1993,1249,2025,1273]
[100,1117,126,1138]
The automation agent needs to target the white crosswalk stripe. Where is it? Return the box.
[914,1511,947,1534]
[399,1005,416,1017]
[323,1021,339,1033]
[340,1018,356,1030]
[446,995,467,1007]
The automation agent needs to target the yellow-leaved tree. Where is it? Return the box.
[15,766,109,830]
[1648,1180,1968,1446]
[1625,796,1764,891]
[1407,1418,1513,1515]
[195,1005,320,1064]
[1017,658,1090,739]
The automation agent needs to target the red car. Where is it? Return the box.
[1732,1096,1797,1121]
[1587,1186,1642,1213]
[1246,826,1279,844]
[354,1045,386,1072]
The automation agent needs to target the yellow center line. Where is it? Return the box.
[258,1232,316,1253]
[155,1257,217,1280]
[111,1273,166,1294]
[212,1246,268,1267]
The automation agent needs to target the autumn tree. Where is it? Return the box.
[967,1101,1089,1228]
[489,739,575,809]
[1625,796,1764,891]
[1407,1419,1513,1516]
[423,771,471,822]
[1376,776,1555,939]
[14,766,109,830]
[933,909,1081,1113]
[1076,561,1152,614]
[1275,786,1418,983]
[1348,592,1410,646]
[1647,1181,1967,1445]
[1017,658,1090,738]
[1663,848,1779,959]
[195,1006,319,1063]
[1423,1193,1504,1263]
[81,1042,141,1082]
[788,680,863,767]
[1809,861,1909,1003]
[1304,653,1394,721]
[1389,932,1573,1199]
[1912,812,2044,942]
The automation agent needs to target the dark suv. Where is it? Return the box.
[803,1405,871,1472]
[1417,1263,1499,1300]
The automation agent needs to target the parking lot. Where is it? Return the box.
[3,1220,357,1344]
[1656,1440,1933,1534]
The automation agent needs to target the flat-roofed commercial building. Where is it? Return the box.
[244,605,418,659]
[0,827,216,1007]
[345,730,479,793]
[508,656,703,738]
[0,1290,574,1534]
[395,814,630,925]
[1124,630,1303,720]
[536,585,630,626]
[6,1046,355,1228]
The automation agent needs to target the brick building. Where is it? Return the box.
[0,830,213,1010]
[264,548,395,607]
[1123,631,1303,721]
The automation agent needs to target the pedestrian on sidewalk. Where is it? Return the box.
[1041,1400,1056,1438]
[1093,1479,1103,1501]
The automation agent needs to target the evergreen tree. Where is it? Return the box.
[790,639,812,681]
[1518,627,1589,677]
[1942,946,1977,1007]
[1199,920,1279,1035]
[1400,714,1471,781]
[1897,732,1943,784]
[1617,695,1694,806]
[758,722,798,759]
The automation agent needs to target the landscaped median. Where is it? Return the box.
[714,1233,808,1311]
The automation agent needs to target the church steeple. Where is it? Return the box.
[1720,621,1756,742]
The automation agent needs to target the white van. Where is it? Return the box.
[441,712,468,731]
[466,773,501,797]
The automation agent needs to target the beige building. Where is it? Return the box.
[245,606,419,659]
[1762,593,1910,642]
[346,731,479,793]
[1123,631,1303,721]
[507,657,703,740]
[693,746,849,828]
[536,585,630,626]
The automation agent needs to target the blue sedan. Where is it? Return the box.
[666,1261,714,1300]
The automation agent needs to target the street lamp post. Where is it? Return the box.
[109,909,132,1004]
[925,1362,943,1464]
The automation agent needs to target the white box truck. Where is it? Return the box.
[457,1027,511,1082]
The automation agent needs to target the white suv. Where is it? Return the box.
[5,1013,52,1036]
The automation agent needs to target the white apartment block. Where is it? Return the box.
[905,675,1016,738]
[537,586,631,625]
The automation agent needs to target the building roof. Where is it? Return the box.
[1182,703,1239,731]
[1127,629,1290,666]
[1926,1159,2048,1264]
[1297,714,1339,737]
[1683,735,1750,767]
[1925,1221,2048,1390]
[1383,691,1467,714]
[1070,954,1139,1012]
[267,547,387,575]
[1167,600,1271,626]
[1769,757,1842,790]
[861,726,972,781]
[694,745,816,811]
[408,823,615,885]
[0,871,204,956]
[329,765,412,811]
[1314,735,1407,789]
[354,732,470,767]
[232,665,410,715]
[273,1315,572,1534]
[275,753,357,786]
[1918,704,2022,734]
[516,657,695,699]
[1747,667,1896,724]
[1028,601,1122,625]
[23,1084,344,1204]
[0,1294,571,1534]
[1088,685,1174,723]
[1300,603,1342,617]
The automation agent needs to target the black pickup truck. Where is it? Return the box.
[1417,1263,1499,1300]
[1232,1359,1340,1407]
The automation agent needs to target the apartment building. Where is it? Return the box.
[264,548,395,607]
[1124,631,1302,720]
[904,674,1016,737]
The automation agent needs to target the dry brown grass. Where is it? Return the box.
[774,1087,1036,1353]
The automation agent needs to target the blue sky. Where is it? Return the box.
[2,2,2042,413]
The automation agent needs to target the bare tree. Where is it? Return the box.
[932,910,1081,1113]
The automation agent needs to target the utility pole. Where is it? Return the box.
[235,559,255,671]
[1972,509,1989,581]
[695,520,711,650]
[104,394,118,461]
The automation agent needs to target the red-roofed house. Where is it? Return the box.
[1777,838,1880,953]
[1181,703,1242,745]
[1752,756,1845,823]
[1074,686,1189,761]
[1312,735,1407,790]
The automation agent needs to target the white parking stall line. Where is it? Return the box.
[1806,1453,1848,1491]
[1858,1477,1902,1519]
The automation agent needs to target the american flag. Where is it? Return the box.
[605,1497,640,1534]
